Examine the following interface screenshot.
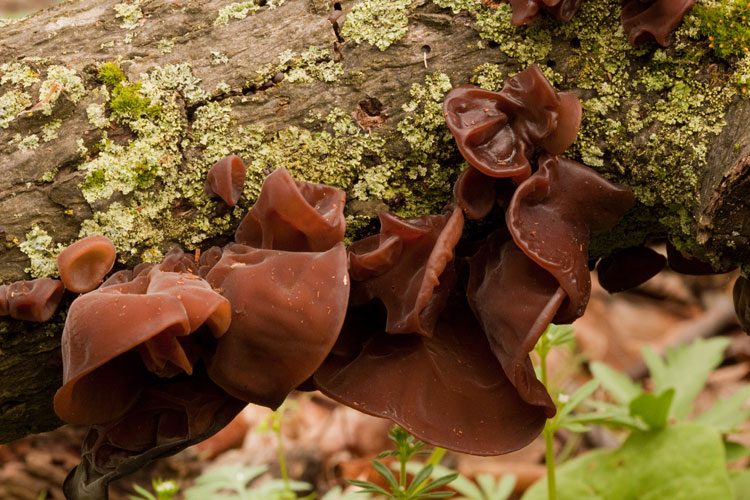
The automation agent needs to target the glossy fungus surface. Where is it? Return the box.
[57,235,117,293]
[597,246,666,293]
[507,154,635,321]
[235,167,346,252]
[54,267,230,425]
[3,278,64,322]
[205,243,350,409]
[443,65,581,182]
[204,154,247,207]
[508,0,583,25]
[665,241,733,275]
[314,280,549,455]
[348,207,464,336]
[733,276,750,335]
[621,0,697,47]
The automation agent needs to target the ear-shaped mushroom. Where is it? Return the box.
[508,0,583,25]
[467,229,560,413]
[198,246,223,278]
[665,241,734,275]
[733,276,750,335]
[4,278,64,322]
[158,247,199,274]
[621,0,696,47]
[443,65,582,182]
[63,367,245,500]
[314,273,549,456]
[507,154,635,321]
[235,167,346,252]
[204,242,350,408]
[596,246,666,293]
[348,207,464,336]
[57,235,117,293]
[205,154,247,207]
[453,166,517,220]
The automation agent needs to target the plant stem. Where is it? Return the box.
[273,411,291,492]
[540,343,557,500]
[425,447,446,467]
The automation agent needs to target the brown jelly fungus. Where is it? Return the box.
[443,64,581,182]
[57,235,117,293]
[204,154,247,207]
[2,278,64,322]
[597,247,666,293]
[507,0,583,25]
[621,0,696,47]
[733,276,750,335]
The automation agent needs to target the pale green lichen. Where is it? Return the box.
[211,51,229,66]
[255,47,344,85]
[0,63,39,88]
[114,0,146,30]
[38,65,86,115]
[40,168,58,183]
[146,62,207,106]
[471,63,506,90]
[474,4,553,66]
[158,38,175,54]
[41,120,61,142]
[86,103,110,128]
[18,225,63,278]
[13,133,39,151]
[0,89,31,128]
[432,0,481,14]
[341,0,412,51]
[214,1,260,26]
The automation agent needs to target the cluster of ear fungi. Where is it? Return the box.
[509,0,696,48]
[0,4,739,496]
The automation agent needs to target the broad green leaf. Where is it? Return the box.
[628,389,674,430]
[521,423,733,500]
[694,386,750,433]
[643,338,730,420]
[590,361,643,405]
[730,470,750,500]
[726,441,750,462]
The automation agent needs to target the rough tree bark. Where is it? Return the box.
[1,0,749,443]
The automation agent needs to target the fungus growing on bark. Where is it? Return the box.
[596,246,667,293]
[621,0,697,47]
[508,0,583,25]
[733,276,750,335]
[57,235,117,293]
[443,64,581,182]
[665,241,735,275]
[204,154,247,207]
[0,278,64,322]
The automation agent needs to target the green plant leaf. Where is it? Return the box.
[693,386,750,433]
[558,380,599,419]
[415,472,459,494]
[476,474,515,500]
[730,470,750,500]
[129,484,156,500]
[628,388,674,430]
[346,479,392,498]
[725,441,750,462]
[372,460,400,492]
[406,465,435,496]
[590,361,643,405]
[521,423,733,500]
[643,338,729,420]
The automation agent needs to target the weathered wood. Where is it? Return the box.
[1,0,749,443]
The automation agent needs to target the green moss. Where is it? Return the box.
[18,225,63,278]
[691,0,750,59]
[98,62,126,87]
[110,82,160,120]
[341,0,412,51]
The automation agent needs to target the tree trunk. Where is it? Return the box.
[1,0,748,443]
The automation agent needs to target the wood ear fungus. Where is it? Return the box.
[204,154,247,207]
[621,0,697,47]
[1,278,64,322]
[57,235,117,293]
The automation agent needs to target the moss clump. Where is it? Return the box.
[341,0,412,51]
[692,0,750,59]
[110,82,160,120]
[98,62,126,87]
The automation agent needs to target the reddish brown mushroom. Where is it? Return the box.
[443,65,581,182]
[508,0,583,25]
[57,235,117,293]
[204,154,247,207]
[621,0,696,47]
[733,276,750,335]
[596,246,666,293]
[205,242,350,409]
[665,241,734,275]
[507,154,635,321]
[235,167,346,252]
[3,278,64,322]
[314,272,549,455]
[348,207,464,336]
[453,165,517,220]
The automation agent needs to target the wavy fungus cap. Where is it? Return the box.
[507,154,635,322]
[235,167,346,252]
[508,0,583,25]
[348,207,464,336]
[54,268,231,425]
[3,278,64,322]
[734,276,750,335]
[313,274,549,456]
[205,243,350,409]
[205,154,247,207]
[597,246,666,293]
[443,65,581,181]
[621,0,697,47]
[57,235,117,293]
